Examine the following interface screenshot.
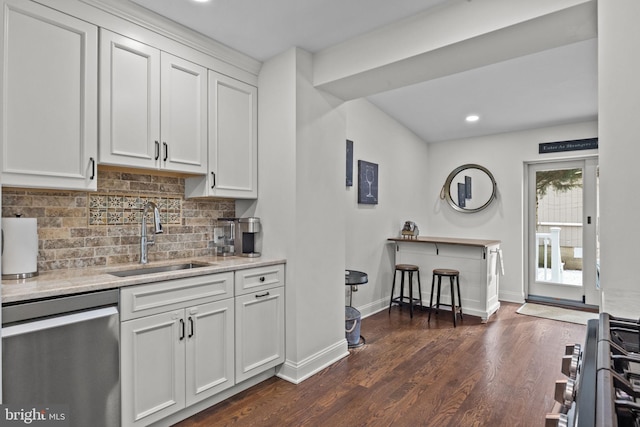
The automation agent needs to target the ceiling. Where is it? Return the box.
[129,0,598,143]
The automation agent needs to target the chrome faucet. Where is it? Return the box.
[140,201,163,264]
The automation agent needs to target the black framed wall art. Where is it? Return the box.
[357,160,378,204]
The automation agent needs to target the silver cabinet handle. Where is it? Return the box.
[1,307,118,338]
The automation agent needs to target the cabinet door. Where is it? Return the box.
[0,0,97,190]
[99,30,160,169]
[160,52,207,174]
[121,311,186,427]
[208,71,258,198]
[235,286,285,383]
[185,299,235,406]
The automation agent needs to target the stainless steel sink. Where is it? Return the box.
[109,262,213,277]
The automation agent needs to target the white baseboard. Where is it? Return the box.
[276,338,349,384]
[357,297,389,318]
[499,290,525,304]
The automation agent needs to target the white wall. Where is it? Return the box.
[427,121,597,303]
[598,0,640,315]
[239,47,349,384]
[292,48,347,367]
[344,98,431,316]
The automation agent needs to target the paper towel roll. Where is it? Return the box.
[2,217,38,278]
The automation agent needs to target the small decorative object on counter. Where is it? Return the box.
[401,221,419,239]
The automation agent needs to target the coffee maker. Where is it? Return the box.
[212,218,236,256]
[237,217,261,257]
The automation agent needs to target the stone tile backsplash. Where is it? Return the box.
[1,168,235,271]
[88,193,183,226]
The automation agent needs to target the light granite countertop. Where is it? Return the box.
[1,256,286,304]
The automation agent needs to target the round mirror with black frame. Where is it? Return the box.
[441,164,497,213]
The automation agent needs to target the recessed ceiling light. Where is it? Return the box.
[465,114,480,122]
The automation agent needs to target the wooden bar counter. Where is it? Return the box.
[388,236,501,322]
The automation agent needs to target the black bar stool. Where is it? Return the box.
[428,268,463,327]
[388,264,422,318]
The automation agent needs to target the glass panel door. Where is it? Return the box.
[527,159,599,305]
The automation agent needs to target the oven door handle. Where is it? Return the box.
[1,307,118,338]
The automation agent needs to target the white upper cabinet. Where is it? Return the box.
[1,0,98,190]
[185,71,257,199]
[160,52,207,174]
[100,30,207,175]
[99,30,160,169]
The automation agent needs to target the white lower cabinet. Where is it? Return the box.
[121,310,187,426]
[120,264,285,426]
[120,273,235,427]
[185,300,235,406]
[235,286,285,383]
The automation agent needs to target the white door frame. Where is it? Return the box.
[523,155,599,306]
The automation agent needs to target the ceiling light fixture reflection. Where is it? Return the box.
[192,0,210,2]
[465,114,480,122]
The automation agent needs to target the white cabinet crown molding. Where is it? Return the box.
[32,0,260,83]
[80,0,261,76]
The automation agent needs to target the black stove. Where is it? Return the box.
[547,313,640,427]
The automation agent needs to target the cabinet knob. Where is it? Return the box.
[259,276,265,282]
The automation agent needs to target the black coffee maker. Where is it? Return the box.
[237,217,261,257]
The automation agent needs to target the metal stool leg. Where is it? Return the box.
[436,275,442,313]
[399,272,405,311]
[408,271,414,318]
[456,274,463,320]
[417,271,422,310]
[388,269,397,314]
[450,275,457,327]
[428,273,436,322]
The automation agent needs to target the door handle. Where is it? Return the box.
[179,318,185,341]
[155,141,160,160]
[188,317,194,338]
[163,142,168,162]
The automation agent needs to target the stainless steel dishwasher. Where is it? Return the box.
[1,289,120,427]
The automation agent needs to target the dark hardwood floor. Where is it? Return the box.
[174,302,586,427]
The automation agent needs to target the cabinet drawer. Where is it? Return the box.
[121,272,233,321]
[235,264,285,296]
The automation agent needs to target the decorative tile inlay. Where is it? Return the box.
[89,193,182,226]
